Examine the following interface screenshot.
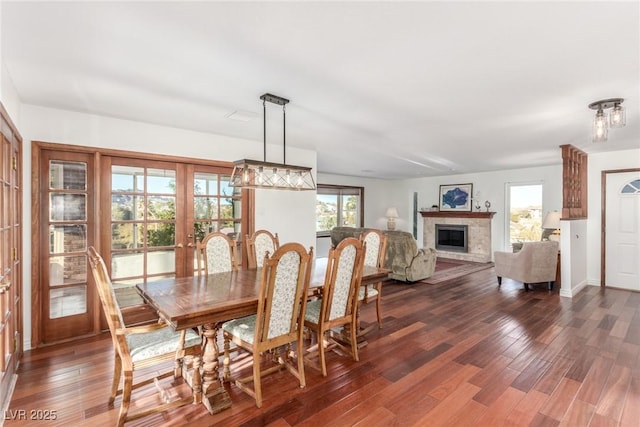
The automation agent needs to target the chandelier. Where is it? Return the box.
[229,93,316,191]
[588,98,626,143]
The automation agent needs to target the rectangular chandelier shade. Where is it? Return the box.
[229,159,316,190]
[229,92,316,191]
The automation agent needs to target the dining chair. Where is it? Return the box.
[221,242,313,408]
[358,229,388,330]
[196,231,239,275]
[87,247,202,427]
[245,229,280,269]
[303,237,365,377]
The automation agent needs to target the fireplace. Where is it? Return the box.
[436,224,468,253]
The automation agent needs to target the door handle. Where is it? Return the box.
[0,281,10,294]
[176,243,184,248]
[187,243,194,247]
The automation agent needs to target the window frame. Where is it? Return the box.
[315,184,364,237]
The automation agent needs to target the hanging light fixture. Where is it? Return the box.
[229,93,316,191]
[588,98,625,142]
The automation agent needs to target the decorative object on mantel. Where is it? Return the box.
[439,183,473,212]
[484,200,491,212]
[588,98,625,143]
[473,191,482,211]
[229,93,316,191]
[385,207,399,230]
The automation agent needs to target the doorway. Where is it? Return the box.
[505,182,543,249]
[603,169,640,290]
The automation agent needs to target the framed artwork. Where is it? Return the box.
[439,183,473,211]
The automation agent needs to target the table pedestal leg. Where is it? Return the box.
[200,323,232,414]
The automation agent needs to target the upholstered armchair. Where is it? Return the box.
[494,240,559,291]
[330,227,437,282]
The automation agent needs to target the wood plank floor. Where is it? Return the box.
[6,267,640,426]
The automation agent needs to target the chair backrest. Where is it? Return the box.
[87,247,126,344]
[197,232,238,275]
[360,229,388,268]
[253,242,313,351]
[320,237,365,325]
[246,230,280,269]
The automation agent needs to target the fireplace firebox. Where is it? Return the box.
[436,224,468,253]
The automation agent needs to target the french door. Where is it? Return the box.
[34,144,250,346]
[0,108,22,407]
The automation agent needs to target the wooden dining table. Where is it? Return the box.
[135,257,389,415]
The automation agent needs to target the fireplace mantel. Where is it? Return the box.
[420,211,496,219]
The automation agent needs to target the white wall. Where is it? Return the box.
[586,149,640,285]
[19,104,317,349]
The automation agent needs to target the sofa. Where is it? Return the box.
[330,227,437,282]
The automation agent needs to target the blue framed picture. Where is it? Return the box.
[439,183,473,211]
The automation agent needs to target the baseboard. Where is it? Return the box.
[559,279,588,298]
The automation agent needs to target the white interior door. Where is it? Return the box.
[605,171,640,290]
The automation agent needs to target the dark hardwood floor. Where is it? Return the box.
[6,267,640,426]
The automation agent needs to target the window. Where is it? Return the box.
[316,185,363,237]
[507,183,543,246]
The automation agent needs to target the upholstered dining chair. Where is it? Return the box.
[196,231,239,275]
[221,242,313,408]
[245,229,280,269]
[87,247,202,427]
[303,237,365,377]
[358,229,388,330]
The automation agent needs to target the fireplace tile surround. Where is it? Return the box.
[421,211,496,263]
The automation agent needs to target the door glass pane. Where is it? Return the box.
[50,285,86,318]
[112,166,144,192]
[509,184,543,246]
[49,255,87,286]
[111,252,144,280]
[148,196,176,220]
[111,223,144,249]
[49,225,87,253]
[148,250,175,275]
[50,194,87,221]
[195,197,217,220]
[148,169,176,194]
[49,161,86,190]
[112,195,144,220]
[147,223,175,247]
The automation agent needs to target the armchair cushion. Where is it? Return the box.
[330,227,437,282]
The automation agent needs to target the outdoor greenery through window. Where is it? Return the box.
[508,183,543,246]
[316,185,363,237]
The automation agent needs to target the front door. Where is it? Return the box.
[605,170,640,290]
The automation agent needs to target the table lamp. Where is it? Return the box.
[386,207,399,231]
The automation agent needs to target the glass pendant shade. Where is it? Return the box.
[592,109,608,142]
[609,104,626,128]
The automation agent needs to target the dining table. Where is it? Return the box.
[135,257,390,415]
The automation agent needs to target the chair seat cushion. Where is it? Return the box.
[222,314,257,344]
[304,299,322,324]
[127,327,201,363]
[358,284,378,300]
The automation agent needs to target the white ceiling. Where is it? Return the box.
[2,1,639,179]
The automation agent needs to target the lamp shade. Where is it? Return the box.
[385,207,399,218]
[542,211,561,230]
